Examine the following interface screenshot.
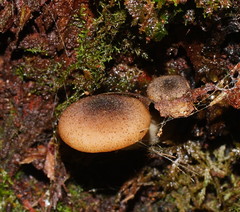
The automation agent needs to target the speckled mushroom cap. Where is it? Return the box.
[147,75,190,102]
[58,94,151,153]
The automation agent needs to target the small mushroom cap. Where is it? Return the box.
[58,94,151,153]
[147,75,191,102]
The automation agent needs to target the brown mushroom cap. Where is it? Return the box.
[146,75,194,118]
[147,75,191,102]
[58,94,151,153]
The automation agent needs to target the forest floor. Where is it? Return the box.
[1,0,240,211]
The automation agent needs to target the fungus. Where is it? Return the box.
[147,75,194,118]
[58,94,151,153]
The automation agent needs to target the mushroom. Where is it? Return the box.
[147,75,194,118]
[58,94,151,153]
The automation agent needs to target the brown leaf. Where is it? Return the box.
[44,140,56,181]
[20,145,47,164]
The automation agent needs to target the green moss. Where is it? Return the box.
[125,0,234,40]
[56,182,92,211]
[14,60,69,95]
[0,169,26,211]
[0,125,3,151]
[74,5,127,90]
[195,0,232,16]
[0,103,19,166]
[15,1,129,107]
[24,47,48,56]
[149,142,240,211]
[124,0,183,41]
[230,201,240,212]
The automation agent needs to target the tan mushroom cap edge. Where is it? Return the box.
[58,94,151,153]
